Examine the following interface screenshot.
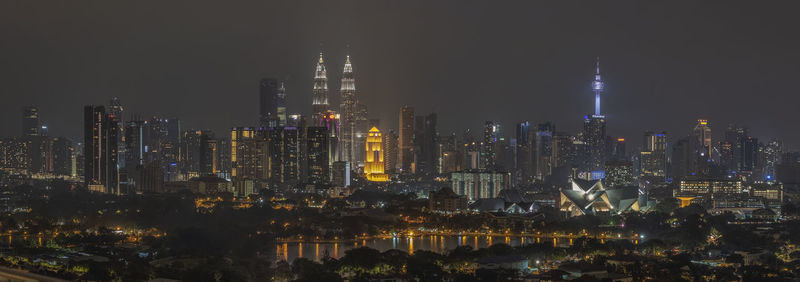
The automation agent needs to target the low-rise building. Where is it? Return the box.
[188,175,232,195]
[560,179,641,216]
[477,255,529,272]
[428,187,468,213]
[558,262,608,279]
[450,170,512,200]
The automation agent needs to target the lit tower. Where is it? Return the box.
[312,52,329,124]
[592,57,604,116]
[364,126,388,182]
[339,54,357,164]
[582,57,607,177]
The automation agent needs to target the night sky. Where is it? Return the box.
[1,1,799,150]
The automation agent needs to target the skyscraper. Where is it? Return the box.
[199,131,217,176]
[109,97,125,170]
[124,120,145,191]
[215,139,231,180]
[339,54,358,164]
[83,105,120,194]
[364,127,388,182]
[439,133,461,174]
[276,82,288,126]
[693,119,712,159]
[398,106,415,174]
[482,121,500,169]
[260,78,279,127]
[383,129,398,174]
[671,137,692,181]
[311,53,329,124]
[52,137,75,177]
[611,138,626,162]
[415,113,438,178]
[496,137,515,171]
[515,121,533,184]
[534,122,555,180]
[552,133,574,168]
[742,136,759,173]
[723,124,747,173]
[230,127,267,181]
[182,130,203,178]
[640,131,667,179]
[22,106,49,174]
[582,116,606,173]
[353,102,369,168]
[306,126,329,184]
[22,106,40,137]
[266,127,299,184]
[320,111,341,165]
[763,139,782,180]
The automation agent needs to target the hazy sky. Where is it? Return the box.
[1,1,799,150]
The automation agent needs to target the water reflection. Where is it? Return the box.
[276,235,593,262]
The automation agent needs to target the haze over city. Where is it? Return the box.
[1,1,799,149]
[2,1,800,281]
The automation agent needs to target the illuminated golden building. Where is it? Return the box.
[364,127,388,182]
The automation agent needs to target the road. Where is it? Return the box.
[0,266,67,282]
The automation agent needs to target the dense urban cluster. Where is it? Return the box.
[1,54,799,281]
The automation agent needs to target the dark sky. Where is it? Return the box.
[1,1,799,150]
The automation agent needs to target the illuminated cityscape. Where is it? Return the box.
[1,1,800,281]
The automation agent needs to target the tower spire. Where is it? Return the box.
[591,56,604,116]
[312,51,329,123]
[340,51,358,163]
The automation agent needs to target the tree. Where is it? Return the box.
[654,198,679,214]
[292,258,342,282]
[339,247,382,270]
[407,251,445,280]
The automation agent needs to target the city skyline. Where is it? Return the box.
[1,1,799,150]
[1,2,800,280]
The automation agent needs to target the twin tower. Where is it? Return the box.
[311,52,370,169]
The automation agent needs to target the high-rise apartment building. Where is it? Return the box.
[482,121,500,169]
[383,129,398,174]
[230,127,267,181]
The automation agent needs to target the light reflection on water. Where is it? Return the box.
[275,235,576,262]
